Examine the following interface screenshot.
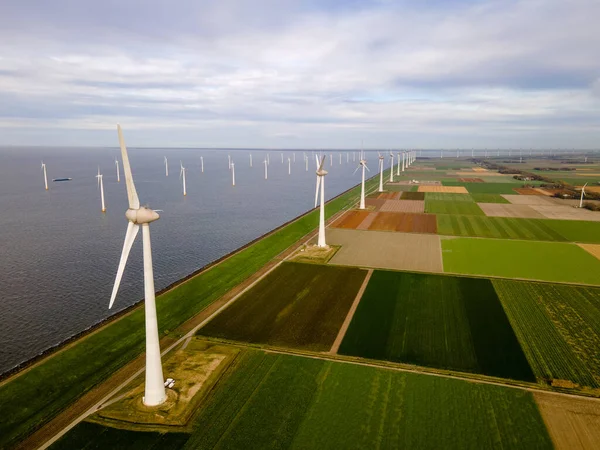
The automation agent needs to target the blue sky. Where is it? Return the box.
[0,0,599,148]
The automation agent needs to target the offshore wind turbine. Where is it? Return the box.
[111,125,166,406]
[314,155,328,247]
[579,183,588,208]
[180,161,187,196]
[250,153,253,167]
[264,158,268,179]
[281,152,284,164]
[115,158,121,182]
[96,167,106,213]
[288,157,291,175]
[164,157,168,177]
[330,153,333,166]
[228,154,231,170]
[200,156,204,173]
[389,152,395,182]
[354,152,370,209]
[41,161,48,190]
[305,154,309,171]
[231,161,235,186]
[378,152,385,192]
[293,152,296,163]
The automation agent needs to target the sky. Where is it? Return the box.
[0,0,599,148]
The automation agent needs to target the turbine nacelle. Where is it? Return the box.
[316,169,328,176]
[126,207,160,224]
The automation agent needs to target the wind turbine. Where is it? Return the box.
[249,153,253,167]
[115,158,121,182]
[200,156,204,173]
[293,152,296,163]
[264,158,268,179]
[305,154,309,171]
[330,153,333,166]
[96,167,106,213]
[164,157,168,177]
[281,152,284,164]
[231,161,235,186]
[389,152,395,182]
[180,161,187,196]
[378,152,385,192]
[339,153,342,165]
[288,157,291,175]
[354,152,370,209]
[397,152,401,176]
[228,154,231,170]
[41,161,48,190]
[111,125,166,406]
[314,155,328,247]
[579,183,588,208]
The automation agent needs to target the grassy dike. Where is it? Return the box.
[0,171,382,448]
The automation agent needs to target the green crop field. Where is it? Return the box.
[50,422,190,449]
[425,200,484,215]
[386,184,419,192]
[338,271,534,381]
[400,191,425,200]
[470,193,510,203]
[494,280,600,388]
[442,182,542,194]
[424,193,475,202]
[184,351,551,449]
[198,262,367,351]
[442,238,600,284]
[436,215,568,242]
[0,173,383,449]
[544,220,600,243]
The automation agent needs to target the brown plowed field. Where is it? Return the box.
[365,198,386,211]
[418,186,469,193]
[534,188,554,196]
[530,205,600,221]
[578,243,600,260]
[356,212,378,230]
[472,167,488,172]
[377,192,401,200]
[331,210,372,229]
[514,188,546,195]
[369,212,437,233]
[502,194,556,206]
[534,392,600,450]
[458,178,484,182]
[326,228,443,272]
[478,203,546,219]
[379,199,425,213]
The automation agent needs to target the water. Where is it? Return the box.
[0,147,392,375]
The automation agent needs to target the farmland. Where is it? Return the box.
[441,237,600,284]
[198,262,367,351]
[338,271,534,381]
[493,279,600,388]
[424,192,474,202]
[425,199,485,215]
[471,193,511,203]
[442,182,542,194]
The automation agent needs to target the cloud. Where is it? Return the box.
[0,0,599,147]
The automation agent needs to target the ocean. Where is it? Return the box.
[0,146,391,375]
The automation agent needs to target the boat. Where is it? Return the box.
[52,177,73,182]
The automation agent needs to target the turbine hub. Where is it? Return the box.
[317,169,328,176]
[126,207,160,224]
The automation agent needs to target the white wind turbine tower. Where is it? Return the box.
[164,156,168,177]
[397,152,401,176]
[330,153,333,166]
[288,157,291,175]
[314,155,328,247]
[111,125,166,406]
[249,153,253,167]
[264,158,268,179]
[41,161,48,190]
[200,156,204,173]
[115,158,121,182]
[305,154,309,171]
[378,152,385,192]
[579,183,588,208]
[231,161,235,186]
[96,167,106,213]
[339,153,342,165]
[281,152,284,164]
[228,154,231,170]
[293,152,296,163]
[354,152,370,209]
[389,152,395,182]
[180,161,187,196]
[401,152,405,172]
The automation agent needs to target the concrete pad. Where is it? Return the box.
[326,228,443,272]
[379,199,425,213]
[530,205,600,222]
[502,194,556,206]
[478,203,546,218]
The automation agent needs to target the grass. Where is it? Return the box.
[436,215,568,242]
[470,193,510,203]
[424,193,475,202]
[441,182,543,194]
[425,200,484,215]
[338,271,534,381]
[198,262,367,351]
[441,237,600,284]
[50,422,189,449]
[184,350,552,449]
[493,280,600,388]
[0,174,382,449]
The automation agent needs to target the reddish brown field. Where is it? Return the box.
[514,188,546,195]
[379,199,425,213]
[331,210,372,229]
[368,212,437,233]
[365,198,386,211]
[377,192,401,200]
[458,177,484,182]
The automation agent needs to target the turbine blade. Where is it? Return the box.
[319,156,326,171]
[365,164,370,172]
[117,125,140,209]
[109,222,140,309]
[353,165,360,175]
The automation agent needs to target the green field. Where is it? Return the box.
[424,193,475,202]
[425,200,484,215]
[470,193,510,203]
[400,191,425,200]
[544,220,600,243]
[436,215,568,241]
[0,174,383,449]
[386,184,419,192]
[494,280,600,388]
[442,182,542,194]
[338,271,534,381]
[442,238,600,284]
[184,351,552,449]
[198,262,367,351]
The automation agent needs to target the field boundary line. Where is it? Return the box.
[329,269,373,354]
